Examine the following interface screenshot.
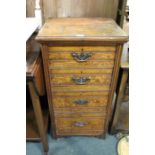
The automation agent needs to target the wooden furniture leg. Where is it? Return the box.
[110,69,129,133]
[28,81,49,153]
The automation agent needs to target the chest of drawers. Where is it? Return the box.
[36,18,128,138]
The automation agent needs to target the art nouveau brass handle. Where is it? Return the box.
[73,99,88,105]
[71,52,92,62]
[71,77,90,85]
[73,122,88,127]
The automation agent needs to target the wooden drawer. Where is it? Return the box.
[48,46,116,53]
[52,91,109,97]
[52,96,108,108]
[54,107,106,117]
[49,68,113,74]
[49,60,114,69]
[49,51,115,61]
[50,74,112,86]
[52,85,110,92]
[55,117,105,131]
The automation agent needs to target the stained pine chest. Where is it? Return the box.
[36,18,128,138]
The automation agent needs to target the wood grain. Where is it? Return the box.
[33,58,45,96]
[49,60,114,69]
[52,96,108,108]
[26,108,49,141]
[49,52,115,61]
[55,117,105,131]
[50,74,111,86]
[28,81,48,152]
[42,0,119,21]
[104,45,123,134]
[54,107,106,117]
[52,85,110,92]
[41,45,57,138]
[37,18,128,138]
[49,68,113,74]
[26,0,35,17]
[52,91,109,97]
[48,46,116,52]
[110,69,129,134]
[36,18,128,42]
[56,130,104,136]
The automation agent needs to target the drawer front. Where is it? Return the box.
[55,117,105,131]
[49,68,113,74]
[54,107,106,117]
[49,51,115,61]
[49,60,114,69]
[48,46,116,53]
[52,96,108,108]
[50,74,112,86]
[52,85,110,92]
[47,45,115,136]
[52,91,109,97]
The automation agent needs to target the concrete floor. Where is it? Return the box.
[27,134,118,155]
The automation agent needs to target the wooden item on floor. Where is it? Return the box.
[110,47,129,134]
[26,34,49,153]
[36,18,128,138]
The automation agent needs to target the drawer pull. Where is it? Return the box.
[73,99,88,105]
[73,122,88,127]
[71,52,92,62]
[71,77,90,85]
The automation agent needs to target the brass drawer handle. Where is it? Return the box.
[71,52,92,62]
[71,77,90,85]
[73,122,88,127]
[73,99,88,105]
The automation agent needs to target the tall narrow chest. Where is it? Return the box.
[36,18,128,138]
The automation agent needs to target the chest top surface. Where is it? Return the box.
[36,18,128,42]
